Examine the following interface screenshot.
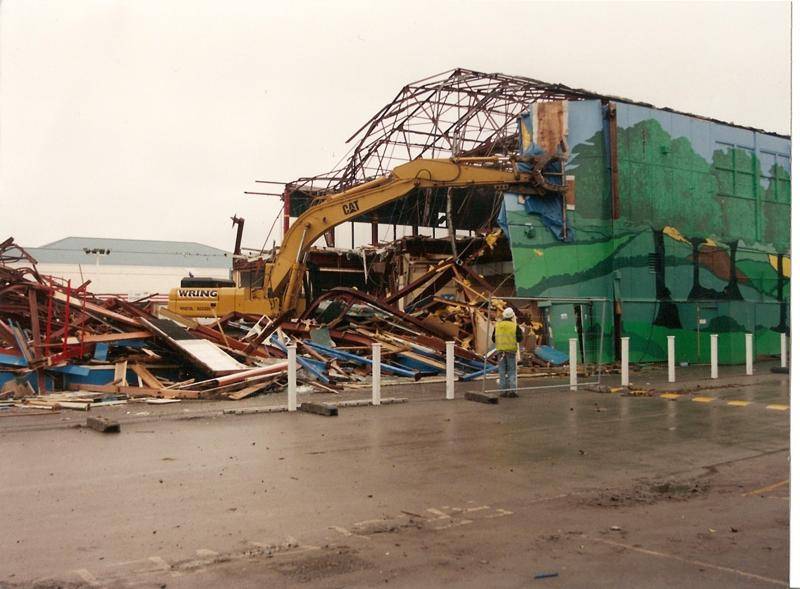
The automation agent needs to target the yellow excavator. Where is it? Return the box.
[167,155,560,319]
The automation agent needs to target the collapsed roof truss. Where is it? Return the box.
[291,68,597,194]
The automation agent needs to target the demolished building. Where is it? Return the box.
[0,68,790,405]
[274,68,790,365]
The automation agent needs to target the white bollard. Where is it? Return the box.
[710,334,718,379]
[620,337,629,387]
[446,341,455,400]
[569,338,578,391]
[372,343,381,406]
[781,333,788,368]
[745,333,753,376]
[667,335,676,383]
[287,345,297,411]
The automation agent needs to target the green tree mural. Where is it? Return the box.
[508,100,789,364]
[763,163,791,251]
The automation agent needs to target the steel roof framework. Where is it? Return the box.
[283,67,786,198]
[289,68,597,195]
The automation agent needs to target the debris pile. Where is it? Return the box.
[0,236,292,406]
[0,236,548,410]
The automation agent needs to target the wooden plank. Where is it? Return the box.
[13,403,54,410]
[80,331,153,344]
[163,378,195,389]
[54,401,91,411]
[131,364,163,389]
[113,361,128,386]
[227,383,265,400]
[306,379,341,395]
[536,100,566,153]
[156,307,199,329]
[296,340,329,363]
[190,372,281,396]
[67,382,204,399]
[91,400,128,407]
[126,387,201,400]
[399,350,447,371]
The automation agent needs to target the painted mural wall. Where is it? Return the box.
[504,100,790,364]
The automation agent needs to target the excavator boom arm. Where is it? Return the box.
[269,158,533,312]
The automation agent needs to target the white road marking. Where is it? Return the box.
[72,569,100,587]
[431,518,472,530]
[591,537,785,586]
[330,525,353,537]
[426,508,449,519]
[485,508,514,518]
[148,556,170,571]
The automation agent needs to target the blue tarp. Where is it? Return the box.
[522,195,575,241]
[500,107,574,242]
[497,200,510,240]
[534,345,569,366]
[499,196,575,242]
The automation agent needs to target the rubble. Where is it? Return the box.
[0,234,564,411]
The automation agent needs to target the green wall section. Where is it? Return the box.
[506,100,790,364]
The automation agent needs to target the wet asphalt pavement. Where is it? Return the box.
[0,362,790,588]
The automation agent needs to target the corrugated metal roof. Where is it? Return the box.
[25,237,231,268]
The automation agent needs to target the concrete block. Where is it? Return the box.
[86,416,120,433]
[465,391,498,404]
[299,402,339,416]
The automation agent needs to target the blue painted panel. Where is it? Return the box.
[94,343,110,361]
[0,354,27,367]
[48,365,91,377]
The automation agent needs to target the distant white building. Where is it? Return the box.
[18,237,232,298]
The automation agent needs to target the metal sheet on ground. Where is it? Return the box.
[173,339,247,373]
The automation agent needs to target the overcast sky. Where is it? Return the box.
[0,0,791,252]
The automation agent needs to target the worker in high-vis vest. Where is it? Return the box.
[492,307,523,397]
